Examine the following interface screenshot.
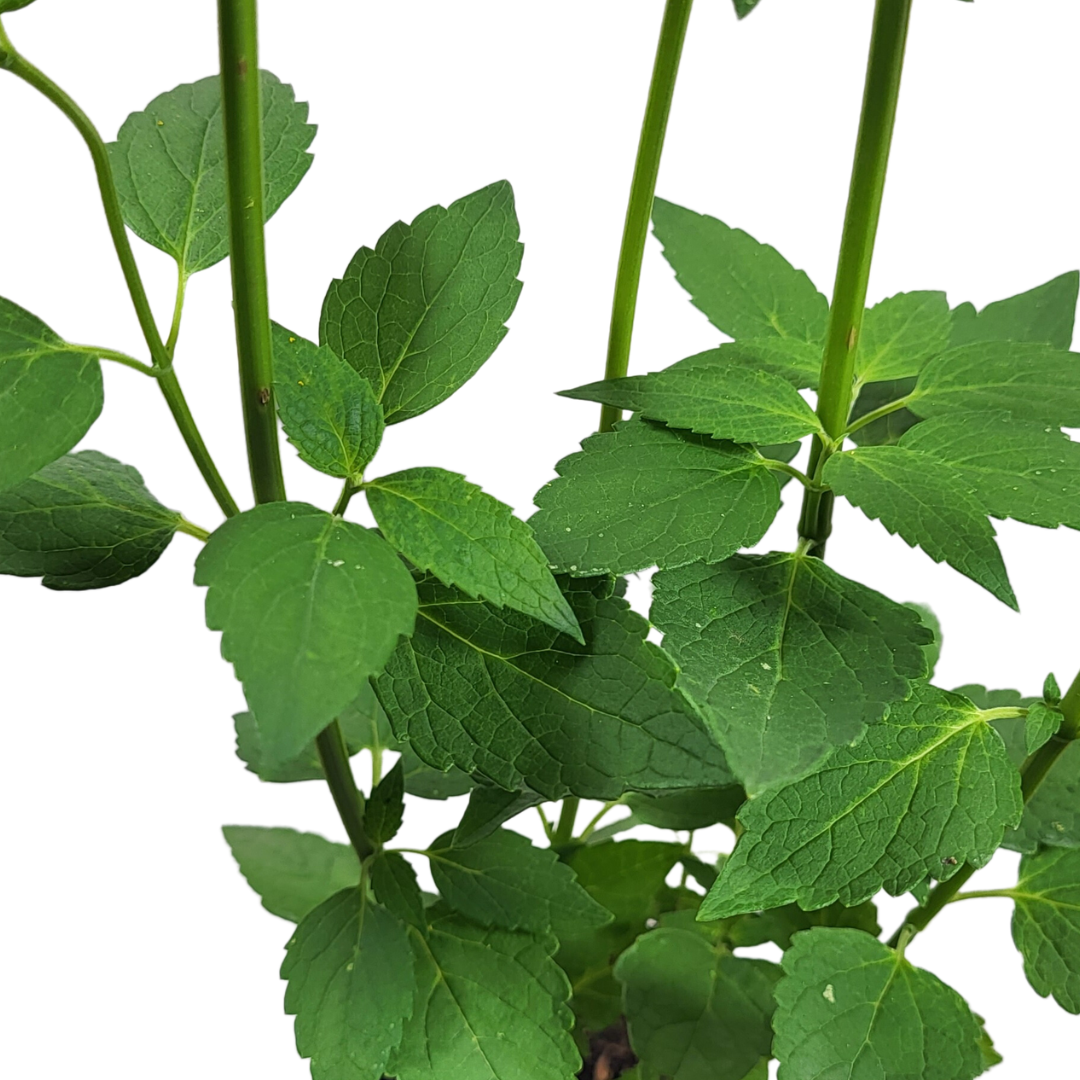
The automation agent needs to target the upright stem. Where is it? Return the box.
[797,0,913,553]
[598,0,694,434]
[554,797,580,846]
[316,726,374,861]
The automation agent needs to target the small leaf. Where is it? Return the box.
[950,271,1079,351]
[0,451,179,589]
[454,787,546,847]
[623,787,746,832]
[1025,701,1063,755]
[321,180,522,424]
[365,760,405,844]
[1045,672,1063,705]
[370,852,427,932]
[856,290,951,383]
[733,0,764,18]
[726,901,881,952]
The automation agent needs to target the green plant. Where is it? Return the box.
[2,1,1078,1079]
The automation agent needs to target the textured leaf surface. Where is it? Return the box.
[364,760,405,844]
[651,552,930,791]
[774,928,992,1080]
[530,418,779,577]
[109,72,314,275]
[823,446,1016,608]
[1025,702,1063,755]
[195,502,417,767]
[622,787,745,832]
[321,181,521,424]
[949,271,1078,350]
[370,852,427,932]
[701,685,1022,919]
[856,291,951,383]
[0,450,179,589]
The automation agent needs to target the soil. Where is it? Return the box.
[578,1018,639,1080]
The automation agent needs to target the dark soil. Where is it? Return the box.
[577,1018,638,1080]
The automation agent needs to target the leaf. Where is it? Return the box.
[222,826,359,923]
[856,291,951,383]
[282,889,414,1080]
[950,271,1079,350]
[700,685,1022,920]
[108,72,315,276]
[623,787,746,832]
[823,445,1016,609]
[0,450,180,589]
[651,551,930,791]
[321,180,522,425]
[375,572,732,800]
[652,198,828,343]
[0,1,38,13]
[726,900,881,952]
[530,417,780,578]
[1025,701,1063,755]
[272,323,383,479]
[1009,846,1080,1013]
[195,502,417,767]
[733,0,764,18]
[365,760,405,844]
[366,467,581,640]
[370,851,427,932]
[904,602,942,679]
[0,296,103,492]
[848,376,921,447]
[454,787,546,847]
[1045,672,1063,705]
[774,927,993,1080]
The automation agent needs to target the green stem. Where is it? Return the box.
[946,889,1016,904]
[316,724,374,861]
[165,266,188,357]
[579,799,623,842]
[554,797,580,845]
[762,458,820,491]
[797,0,913,555]
[842,393,913,437]
[333,479,360,517]
[176,517,211,542]
[536,807,555,844]
[598,0,694,434]
[72,345,157,377]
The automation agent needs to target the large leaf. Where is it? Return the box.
[0,296,103,492]
[195,502,417,767]
[823,445,1016,608]
[109,72,315,276]
[321,181,522,424]
[652,198,827,343]
[856,291,951,384]
[530,418,780,578]
[651,552,930,792]
[375,573,732,800]
[366,467,581,640]
[949,271,1079,350]
[0,450,180,589]
[700,685,1022,919]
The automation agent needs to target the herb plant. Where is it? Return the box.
[2,1,1078,1079]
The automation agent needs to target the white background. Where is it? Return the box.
[1,0,1078,1075]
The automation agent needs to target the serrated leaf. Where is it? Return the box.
[365,759,405,843]
[530,417,780,578]
[375,572,732,800]
[370,851,427,932]
[1045,672,1063,704]
[0,450,179,589]
[1025,701,1063,755]
[726,900,881,952]
[195,502,417,767]
[223,826,359,923]
[950,271,1079,350]
[366,467,581,641]
[652,198,827,343]
[823,445,1016,608]
[774,927,993,1080]
[321,180,522,425]
[651,552,930,791]
[848,376,921,447]
[282,889,414,1080]
[904,602,941,679]
[454,787,546,847]
[856,291,951,383]
[701,685,1022,919]
[108,72,314,276]
[0,296,103,492]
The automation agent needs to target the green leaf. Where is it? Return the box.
[365,760,405,844]
[222,826,359,923]
[904,602,942,679]
[616,928,778,1080]
[652,198,828,343]
[0,450,179,589]
[1010,846,1080,1013]
[823,445,1016,609]
[733,0,763,18]
[848,376,921,447]
[726,900,881,952]
[622,787,746,832]
[454,787,546,847]
[195,502,417,767]
[108,72,315,276]
[370,851,427,932]
[856,291,951,383]
[375,572,732,800]
[366,467,581,641]
[0,296,103,492]
[651,551,930,792]
[774,928,993,1080]
[0,1,38,14]
[272,323,383,479]
[1045,672,1063,705]
[950,271,1079,350]
[1025,701,1063,755]
[701,684,1022,919]
[321,181,522,425]
[530,417,780,577]
[282,889,414,1080]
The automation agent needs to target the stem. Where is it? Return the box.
[72,345,157,377]
[333,479,360,517]
[176,518,212,542]
[554,797,580,845]
[598,0,694,434]
[579,799,623,841]
[316,725,374,860]
[947,889,1016,904]
[165,266,188,357]
[842,393,913,437]
[762,459,820,491]
[536,807,555,844]
[370,744,384,788]
[797,0,913,555]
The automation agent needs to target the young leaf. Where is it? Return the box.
[364,760,405,844]
[222,826,359,923]
[453,787,546,847]
[365,467,581,641]
[0,451,180,589]
[651,198,828,343]
[530,418,780,578]
[774,928,994,1080]
[108,72,315,276]
[823,446,1016,609]
[651,552,931,792]
[370,851,427,932]
[1025,701,1063,755]
[321,180,522,424]
[856,290,951,383]
[195,502,417,767]
[282,889,414,1080]
[1045,672,1063,705]
[374,572,732,800]
[272,323,384,479]
[700,685,1022,919]
[949,271,1079,350]
[0,296,103,492]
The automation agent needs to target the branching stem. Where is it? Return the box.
[842,393,913,437]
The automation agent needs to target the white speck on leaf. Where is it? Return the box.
[823,984,835,1003]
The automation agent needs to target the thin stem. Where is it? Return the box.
[554,797,580,846]
[842,393,913,437]
[946,889,1016,904]
[797,0,913,555]
[762,459,820,491]
[72,344,157,377]
[536,807,555,844]
[165,266,188,357]
[333,479,360,517]
[176,518,212,542]
[579,799,623,842]
[598,0,694,434]
[370,744,384,788]
[979,706,1028,723]
[316,724,374,860]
